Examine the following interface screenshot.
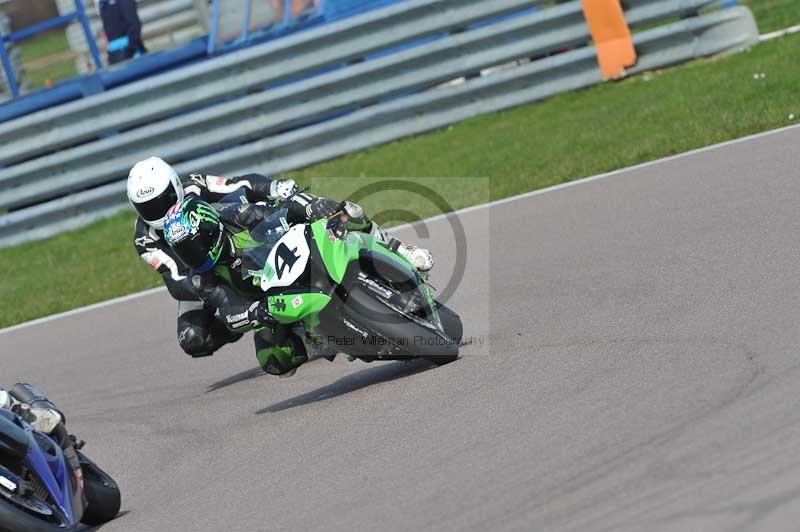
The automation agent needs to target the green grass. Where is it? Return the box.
[25,60,79,90]
[19,29,70,62]
[1,213,163,328]
[18,29,78,89]
[1,30,799,328]
[742,0,800,33]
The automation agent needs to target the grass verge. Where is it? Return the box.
[1,30,799,329]
[744,0,800,33]
[19,29,78,90]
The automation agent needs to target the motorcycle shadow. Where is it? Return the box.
[206,367,266,393]
[205,355,345,393]
[256,359,438,415]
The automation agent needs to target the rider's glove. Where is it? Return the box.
[247,301,276,329]
[324,201,365,240]
[326,212,350,240]
[269,178,299,200]
[307,198,341,220]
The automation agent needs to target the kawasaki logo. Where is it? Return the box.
[136,187,155,198]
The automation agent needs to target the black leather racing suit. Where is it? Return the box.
[133,173,277,357]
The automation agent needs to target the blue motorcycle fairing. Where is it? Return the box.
[0,412,84,528]
[0,410,28,460]
[24,426,80,526]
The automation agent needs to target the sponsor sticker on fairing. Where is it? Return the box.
[0,475,17,492]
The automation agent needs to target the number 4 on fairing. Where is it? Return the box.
[258,225,310,292]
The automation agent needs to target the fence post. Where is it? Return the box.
[241,0,252,40]
[74,0,103,71]
[0,39,19,98]
[208,0,220,54]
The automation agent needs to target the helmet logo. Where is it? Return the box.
[136,186,155,198]
[164,204,193,244]
[166,220,189,243]
[189,211,202,229]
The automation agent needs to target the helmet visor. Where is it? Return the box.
[135,185,178,223]
[171,225,224,271]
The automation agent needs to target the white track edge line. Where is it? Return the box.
[393,121,800,230]
[3,121,799,336]
[760,23,800,42]
[0,287,166,336]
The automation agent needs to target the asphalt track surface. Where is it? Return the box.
[3,125,800,532]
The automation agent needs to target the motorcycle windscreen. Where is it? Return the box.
[241,209,290,283]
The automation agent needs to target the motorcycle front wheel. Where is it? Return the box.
[78,452,121,526]
[0,499,70,532]
[340,285,460,365]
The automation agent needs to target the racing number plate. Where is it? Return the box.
[260,225,310,292]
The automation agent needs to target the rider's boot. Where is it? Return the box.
[369,224,434,273]
[256,345,308,377]
[396,244,434,273]
[255,330,308,377]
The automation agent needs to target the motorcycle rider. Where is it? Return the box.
[130,156,336,359]
[162,197,385,376]
[128,156,434,361]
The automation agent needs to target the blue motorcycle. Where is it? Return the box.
[0,385,120,531]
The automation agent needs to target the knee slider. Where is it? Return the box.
[179,326,213,357]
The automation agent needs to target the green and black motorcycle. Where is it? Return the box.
[237,207,462,365]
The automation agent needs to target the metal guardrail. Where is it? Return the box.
[0,0,725,210]
[0,0,759,248]
[0,0,541,164]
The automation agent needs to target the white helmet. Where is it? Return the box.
[127,157,184,230]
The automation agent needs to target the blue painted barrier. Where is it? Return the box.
[0,37,208,123]
[3,0,535,124]
[3,0,409,118]
[0,0,102,98]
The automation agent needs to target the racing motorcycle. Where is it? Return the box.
[237,206,463,365]
[0,385,120,531]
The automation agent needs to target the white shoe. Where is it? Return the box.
[398,245,434,272]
